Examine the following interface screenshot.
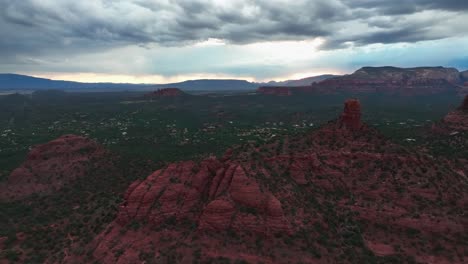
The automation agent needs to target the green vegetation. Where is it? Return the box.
[0,90,465,262]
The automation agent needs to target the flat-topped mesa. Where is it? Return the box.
[338,99,362,130]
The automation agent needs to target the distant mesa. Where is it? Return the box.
[145,87,184,97]
[0,134,108,201]
[258,66,466,96]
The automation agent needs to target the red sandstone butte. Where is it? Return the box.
[0,134,107,201]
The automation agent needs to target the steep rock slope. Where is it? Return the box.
[0,135,108,201]
[85,100,468,264]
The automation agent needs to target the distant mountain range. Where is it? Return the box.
[2,68,466,93]
[261,74,339,86]
[0,74,153,91]
[0,73,338,92]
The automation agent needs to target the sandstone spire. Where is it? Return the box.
[339,99,362,130]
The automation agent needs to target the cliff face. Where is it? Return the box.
[258,66,463,96]
[84,100,468,264]
[0,135,108,201]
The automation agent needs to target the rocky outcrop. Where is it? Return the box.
[87,100,468,264]
[115,161,290,235]
[338,99,362,130]
[145,88,184,97]
[0,135,107,201]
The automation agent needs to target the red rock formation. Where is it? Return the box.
[259,67,463,96]
[86,100,467,263]
[338,99,362,130]
[145,87,184,97]
[0,135,107,201]
[114,161,290,235]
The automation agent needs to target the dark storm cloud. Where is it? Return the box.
[0,0,467,62]
[346,0,468,14]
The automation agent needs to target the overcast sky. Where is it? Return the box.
[1,0,468,83]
